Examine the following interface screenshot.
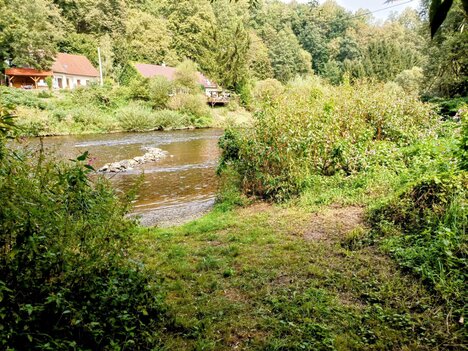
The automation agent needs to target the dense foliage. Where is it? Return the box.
[371,172,467,313]
[0,107,169,349]
[1,0,466,98]
[0,61,214,136]
[219,78,467,326]
[220,78,438,200]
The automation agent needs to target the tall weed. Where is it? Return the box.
[219,78,438,200]
[0,146,168,349]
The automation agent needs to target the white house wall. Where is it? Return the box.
[53,74,98,89]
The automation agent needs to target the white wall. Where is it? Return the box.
[53,74,98,89]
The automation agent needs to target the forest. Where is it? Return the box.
[0,0,466,97]
[0,0,467,350]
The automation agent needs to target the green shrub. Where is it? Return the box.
[116,102,155,131]
[168,93,212,127]
[457,108,468,170]
[153,109,190,130]
[219,79,438,200]
[174,59,202,93]
[0,87,47,110]
[127,78,150,101]
[252,78,284,105]
[149,76,173,109]
[370,172,467,312]
[427,97,468,117]
[394,66,424,96]
[14,106,52,136]
[45,76,53,90]
[37,90,53,99]
[0,147,168,349]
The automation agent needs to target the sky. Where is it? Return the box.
[283,0,420,20]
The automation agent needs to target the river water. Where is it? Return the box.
[26,129,223,226]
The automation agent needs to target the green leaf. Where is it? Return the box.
[77,151,89,162]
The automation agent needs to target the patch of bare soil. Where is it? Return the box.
[304,205,365,241]
[237,202,272,216]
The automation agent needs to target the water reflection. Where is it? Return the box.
[23,129,223,224]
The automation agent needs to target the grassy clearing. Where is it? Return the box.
[132,203,464,350]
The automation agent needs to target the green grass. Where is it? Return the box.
[132,204,464,350]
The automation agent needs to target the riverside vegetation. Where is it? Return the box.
[1,0,467,349]
[1,76,467,349]
[0,61,251,137]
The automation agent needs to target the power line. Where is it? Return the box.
[350,0,416,19]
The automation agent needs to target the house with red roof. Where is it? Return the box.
[133,63,220,97]
[5,53,99,89]
[52,53,99,89]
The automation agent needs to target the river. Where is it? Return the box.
[25,129,223,226]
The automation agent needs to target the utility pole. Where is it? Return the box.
[98,47,103,86]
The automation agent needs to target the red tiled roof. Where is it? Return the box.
[52,53,99,77]
[5,68,52,77]
[134,63,217,89]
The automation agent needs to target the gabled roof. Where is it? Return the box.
[133,63,218,89]
[52,53,99,77]
[5,68,52,77]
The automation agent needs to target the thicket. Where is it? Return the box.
[219,77,438,200]
[0,106,169,349]
[219,78,467,320]
[0,82,213,136]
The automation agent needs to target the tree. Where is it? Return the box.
[174,60,201,93]
[123,9,175,65]
[201,0,251,91]
[59,33,98,65]
[267,27,312,83]
[53,0,127,35]
[423,0,468,96]
[0,0,64,69]
[387,0,468,37]
[247,32,273,80]
[164,0,216,62]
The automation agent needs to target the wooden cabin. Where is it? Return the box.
[4,53,99,90]
[5,68,53,89]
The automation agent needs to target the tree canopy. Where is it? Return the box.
[0,0,466,97]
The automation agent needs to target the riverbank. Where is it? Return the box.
[131,201,464,349]
[0,86,252,137]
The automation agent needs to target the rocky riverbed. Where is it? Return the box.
[98,147,168,173]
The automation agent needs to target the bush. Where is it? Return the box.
[14,105,118,136]
[174,59,202,93]
[219,79,438,200]
[0,145,168,349]
[394,66,424,96]
[116,102,156,131]
[149,76,173,109]
[168,93,212,127]
[127,78,150,101]
[458,109,468,170]
[252,78,284,106]
[153,109,190,130]
[369,172,467,313]
[37,90,53,99]
[0,87,47,110]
